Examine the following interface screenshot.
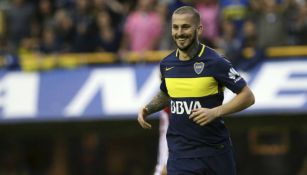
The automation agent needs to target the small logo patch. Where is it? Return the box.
[194,62,205,75]
[228,68,242,82]
[165,66,175,71]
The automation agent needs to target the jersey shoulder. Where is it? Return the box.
[160,50,178,66]
[203,46,223,60]
[203,46,231,65]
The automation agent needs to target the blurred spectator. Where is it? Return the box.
[18,37,37,56]
[0,35,20,70]
[216,20,241,66]
[93,0,126,29]
[0,35,7,56]
[254,0,287,48]
[196,0,220,47]
[5,0,35,51]
[238,19,263,71]
[284,0,301,45]
[94,10,122,53]
[39,27,61,54]
[35,0,55,28]
[54,9,75,52]
[294,1,307,45]
[54,0,75,9]
[241,19,257,49]
[219,0,250,33]
[71,0,96,52]
[29,18,41,43]
[120,0,163,61]
[0,9,5,36]
[156,1,171,50]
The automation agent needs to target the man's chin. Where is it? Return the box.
[177,44,190,51]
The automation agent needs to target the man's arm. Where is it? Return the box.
[189,85,255,126]
[216,85,255,115]
[138,91,170,129]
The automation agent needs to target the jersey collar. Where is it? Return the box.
[175,43,206,59]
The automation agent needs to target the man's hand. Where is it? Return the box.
[137,91,170,129]
[137,107,152,129]
[189,107,220,126]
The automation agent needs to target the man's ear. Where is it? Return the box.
[197,25,203,37]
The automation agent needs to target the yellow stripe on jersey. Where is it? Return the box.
[198,44,205,57]
[165,77,219,98]
[176,44,205,58]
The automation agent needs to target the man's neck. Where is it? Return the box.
[178,41,199,61]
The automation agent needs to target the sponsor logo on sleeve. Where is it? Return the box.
[228,68,242,83]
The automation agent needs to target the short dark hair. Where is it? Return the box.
[173,6,200,25]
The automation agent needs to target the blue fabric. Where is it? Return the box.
[167,149,236,175]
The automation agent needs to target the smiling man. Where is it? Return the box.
[138,6,255,175]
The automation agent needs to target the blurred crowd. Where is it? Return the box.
[0,0,306,70]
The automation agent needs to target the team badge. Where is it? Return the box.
[194,62,204,75]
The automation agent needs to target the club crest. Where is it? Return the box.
[194,62,204,75]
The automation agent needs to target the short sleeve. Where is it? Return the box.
[214,57,246,93]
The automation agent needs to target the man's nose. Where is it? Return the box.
[177,28,184,35]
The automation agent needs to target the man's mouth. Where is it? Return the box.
[177,38,187,42]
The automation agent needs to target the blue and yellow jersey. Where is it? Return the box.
[160,44,246,158]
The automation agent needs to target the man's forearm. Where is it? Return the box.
[145,91,170,115]
[216,86,255,117]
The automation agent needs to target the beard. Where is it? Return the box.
[173,30,197,51]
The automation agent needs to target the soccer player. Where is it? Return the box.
[138,6,255,175]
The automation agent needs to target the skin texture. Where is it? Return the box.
[137,10,255,129]
[172,13,202,61]
[189,86,255,126]
[138,91,169,129]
